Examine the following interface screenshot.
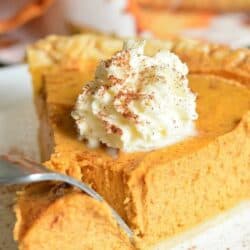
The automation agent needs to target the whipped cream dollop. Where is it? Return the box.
[72,40,198,152]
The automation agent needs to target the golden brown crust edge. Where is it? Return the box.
[27,34,250,94]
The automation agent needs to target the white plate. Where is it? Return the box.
[0,65,249,250]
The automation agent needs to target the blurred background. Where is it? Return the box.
[0,0,250,65]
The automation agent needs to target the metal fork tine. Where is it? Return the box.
[0,155,133,240]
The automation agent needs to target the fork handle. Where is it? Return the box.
[0,155,103,201]
[0,154,50,182]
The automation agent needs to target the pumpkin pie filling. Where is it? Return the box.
[14,34,250,249]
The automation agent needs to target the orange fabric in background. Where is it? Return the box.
[127,0,214,38]
[136,0,250,11]
[0,0,54,34]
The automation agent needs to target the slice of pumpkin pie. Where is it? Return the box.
[15,34,250,249]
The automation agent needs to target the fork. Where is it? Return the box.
[0,154,133,239]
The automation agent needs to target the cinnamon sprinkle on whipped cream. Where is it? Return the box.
[72,40,198,152]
